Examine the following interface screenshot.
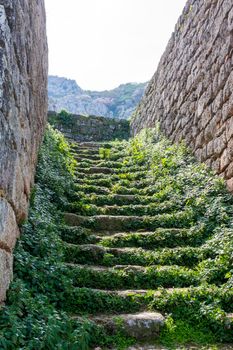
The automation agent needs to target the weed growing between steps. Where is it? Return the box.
[69,128,233,346]
[0,126,232,349]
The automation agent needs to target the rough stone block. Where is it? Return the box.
[0,198,19,252]
[130,0,233,192]
[0,249,13,302]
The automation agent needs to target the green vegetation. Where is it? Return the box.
[0,126,232,349]
[0,127,123,349]
[69,128,233,347]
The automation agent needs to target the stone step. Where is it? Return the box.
[74,156,101,163]
[91,287,189,297]
[68,263,198,289]
[76,177,155,189]
[92,160,124,169]
[71,142,113,152]
[75,164,148,175]
[72,146,101,152]
[90,311,165,341]
[75,170,148,181]
[71,152,101,160]
[74,184,110,195]
[64,212,192,232]
[97,228,207,248]
[96,201,179,216]
[75,167,114,175]
[76,185,171,201]
[75,194,154,206]
[61,286,144,314]
[77,142,106,148]
[71,147,100,155]
[63,285,230,318]
[69,201,178,217]
[74,183,141,195]
[64,214,144,231]
[59,225,96,245]
[63,243,205,267]
[76,178,113,188]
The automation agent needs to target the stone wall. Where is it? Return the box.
[131,0,233,190]
[48,111,130,142]
[0,0,48,301]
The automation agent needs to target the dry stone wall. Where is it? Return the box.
[0,0,48,301]
[48,112,130,142]
[131,0,233,190]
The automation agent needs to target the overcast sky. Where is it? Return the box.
[45,0,187,91]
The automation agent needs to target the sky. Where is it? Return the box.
[45,0,187,91]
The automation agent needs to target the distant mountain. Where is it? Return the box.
[48,76,147,120]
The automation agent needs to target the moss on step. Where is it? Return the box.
[64,211,195,232]
[99,226,210,249]
[64,243,214,268]
[69,264,199,289]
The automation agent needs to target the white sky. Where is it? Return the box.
[45,0,187,91]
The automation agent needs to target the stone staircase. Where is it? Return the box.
[61,141,232,348]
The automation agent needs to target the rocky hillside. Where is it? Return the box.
[48,76,147,119]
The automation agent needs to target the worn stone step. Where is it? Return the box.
[69,264,198,289]
[73,146,101,152]
[76,194,154,206]
[59,225,97,245]
[74,182,141,195]
[64,212,192,232]
[76,177,155,190]
[75,162,100,169]
[61,287,144,314]
[72,143,113,152]
[75,164,148,175]
[74,192,179,208]
[91,287,189,297]
[64,214,143,231]
[97,227,208,248]
[71,147,100,155]
[74,184,110,195]
[64,243,206,267]
[91,311,165,341]
[97,201,180,216]
[71,152,101,160]
[76,178,113,188]
[75,170,148,182]
[77,142,106,148]
[75,167,115,175]
[94,160,124,169]
[64,286,229,318]
[68,201,179,217]
[74,156,101,164]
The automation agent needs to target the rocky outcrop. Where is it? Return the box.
[131,0,233,190]
[0,0,48,301]
[48,76,147,120]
